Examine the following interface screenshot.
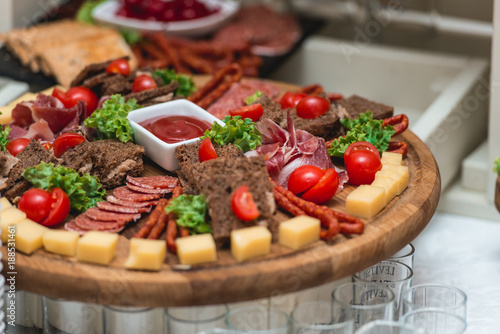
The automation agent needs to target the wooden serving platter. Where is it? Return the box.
[0,78,440,307]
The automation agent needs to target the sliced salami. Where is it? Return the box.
[97,201,151,214]
[74,214,127,231]
[113,186,163,202]
[126,183,173,194]
[85,207,141,222]
[106,195,159,208]
[126,175,179,189]
[65,220,125,234]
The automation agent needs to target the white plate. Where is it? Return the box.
[92,0,240,37]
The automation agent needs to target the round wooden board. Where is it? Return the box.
[1,78,440,307]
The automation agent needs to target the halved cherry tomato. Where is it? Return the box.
[288,165,324,195]
[301,168,339,204]
[6,138,30,157]
[296,96,330,119]
[132,74,158,92]
[53,133,86,158]
[52,86,98,118]
[345,150,382,186]
[198,137,218,162]
[18,187,70,227]
[279,91,307,109]
[344,141,380,168]
[42,142,52,150]
[229,103,264,122]
[231,185,260,221]
[105,58,131,76]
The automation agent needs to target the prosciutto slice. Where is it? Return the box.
[249,113,348,191]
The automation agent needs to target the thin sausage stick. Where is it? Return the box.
[147,210,169,240]
[179,226,190,238]
[133,198,169,238]
[166,218,178,254]
[387,141,408,156]
[273,189,307,216]
[383,114,409,136]
[148,33,189,74]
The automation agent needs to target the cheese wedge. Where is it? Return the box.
[231,226,272,261]
[0,207,27,242]
[125,238,166,271]
[43,230,80,257]
[279,216,320,250]
[381,152,403,165]
[371,175,399,204]
[346,185,386,219]
[14,219,49,255]
[0,197,13,212]
[77,231,119,265]
[375,164,409,195]
[176,234,217,265]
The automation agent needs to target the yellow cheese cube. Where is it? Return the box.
[14,219,49,255]
[77,231,119,265]
[231,226,272,261]
[371,175,399,204]
[346,185,386,219]
[381,152,403,165]
[0,197,13,212]
[43,230,80,256]
[176,234,217,265]
[279,216,320,250]
[376,164,409,195]
[0,208,27,242]
[125,238,166,271]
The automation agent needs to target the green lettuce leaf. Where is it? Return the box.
[84,94,138,143]
[152,69,196,97]
[75,0,106,24]
[0,125,10,151]
[245,91,262,105]
[166,194,212,234]
[201,116,262,153]
[22,162,106,212]
[494,157,500,175]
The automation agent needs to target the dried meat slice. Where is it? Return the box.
[106,195,158,208]
[126,183,173,194]
[74,214,128,231]
[64,220,125,235]
[113,186,163,202]
[85,207,141,222]
[126,175,179,189]
[97,201,151,214]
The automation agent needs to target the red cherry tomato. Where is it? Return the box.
[105,58,131,76]
[229,104,264,122]
[198,137,218,162]
[18,188,53,223]
[52,133,86,158]
[52,86,98,118]
[344,141,380,168]
[6,138,30,157]
[231,185,260,221]
[301,168,339,204]
[42,142,52,151]
[296,96,330,119]
[279,92,307,109]
[345,150,382,186]
[288,165,324,195]
[132,74,158,92]
[39,188,71,227]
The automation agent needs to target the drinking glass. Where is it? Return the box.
[355,320,426,334]
[166,304,229,334]
[332,282,395,329]
[43,296,103,334]
[401,309,466,334]
[387,244,415,269]
[291,300,354,334]
[401,284,467,320]
[225,305,290,334]
[196,329,240,334]
[103,305,164,334]
[3,288,44,333]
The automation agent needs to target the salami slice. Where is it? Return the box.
[126,183,173,194]
[113,186,163,202]
[85,207,141,222]
[97,201,151,214]
[74,214,127,231]
[65,220,125,234]
[106,195,158,208]
[126,175,179,189]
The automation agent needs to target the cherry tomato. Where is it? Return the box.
[344,141,380,168]
[53,133,86,158]
[105,58,131,76]
[345,150,382,186]
[18,188,53,223]
[39,188,71,227]
[132,74,158,92]
[52,86,98,118]
[198,137,218,162]
[42,142,52,150]
[6,138,30,157]
[296,96,330,119]
[229,104,264,122]
[301,168,339,204]
[279,91,307,109]
[288,165,324,195]
[231,185,260,221]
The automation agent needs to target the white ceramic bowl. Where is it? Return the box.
[127,100,224,171]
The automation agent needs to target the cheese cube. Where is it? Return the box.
[381,152,403,165]
[376,164,409,195]
[346,185,386,219]
[14,219,49,255]
[43,230,80,256]
[77,231,119,265]
[231,226,272,261]
[125,238,166,271]
[0,197,13,212]
[176,234,217,265]
[279,216,320,250]
[371,175,399,204]
[0,208,27,242]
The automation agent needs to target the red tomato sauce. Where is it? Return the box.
[139,115,211,144]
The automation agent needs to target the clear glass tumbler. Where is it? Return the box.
[166,304,229,334]
[291,300,354,334]
[401,309,466,334]
[103,305,164,334]
[225,305,290,334]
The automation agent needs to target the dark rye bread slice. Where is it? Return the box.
[191,156,275,243]
[254,94,284,124]
[58,140,94,175]
[123,81,179,103]
[70,56,130,87]
[336,95,394,120]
